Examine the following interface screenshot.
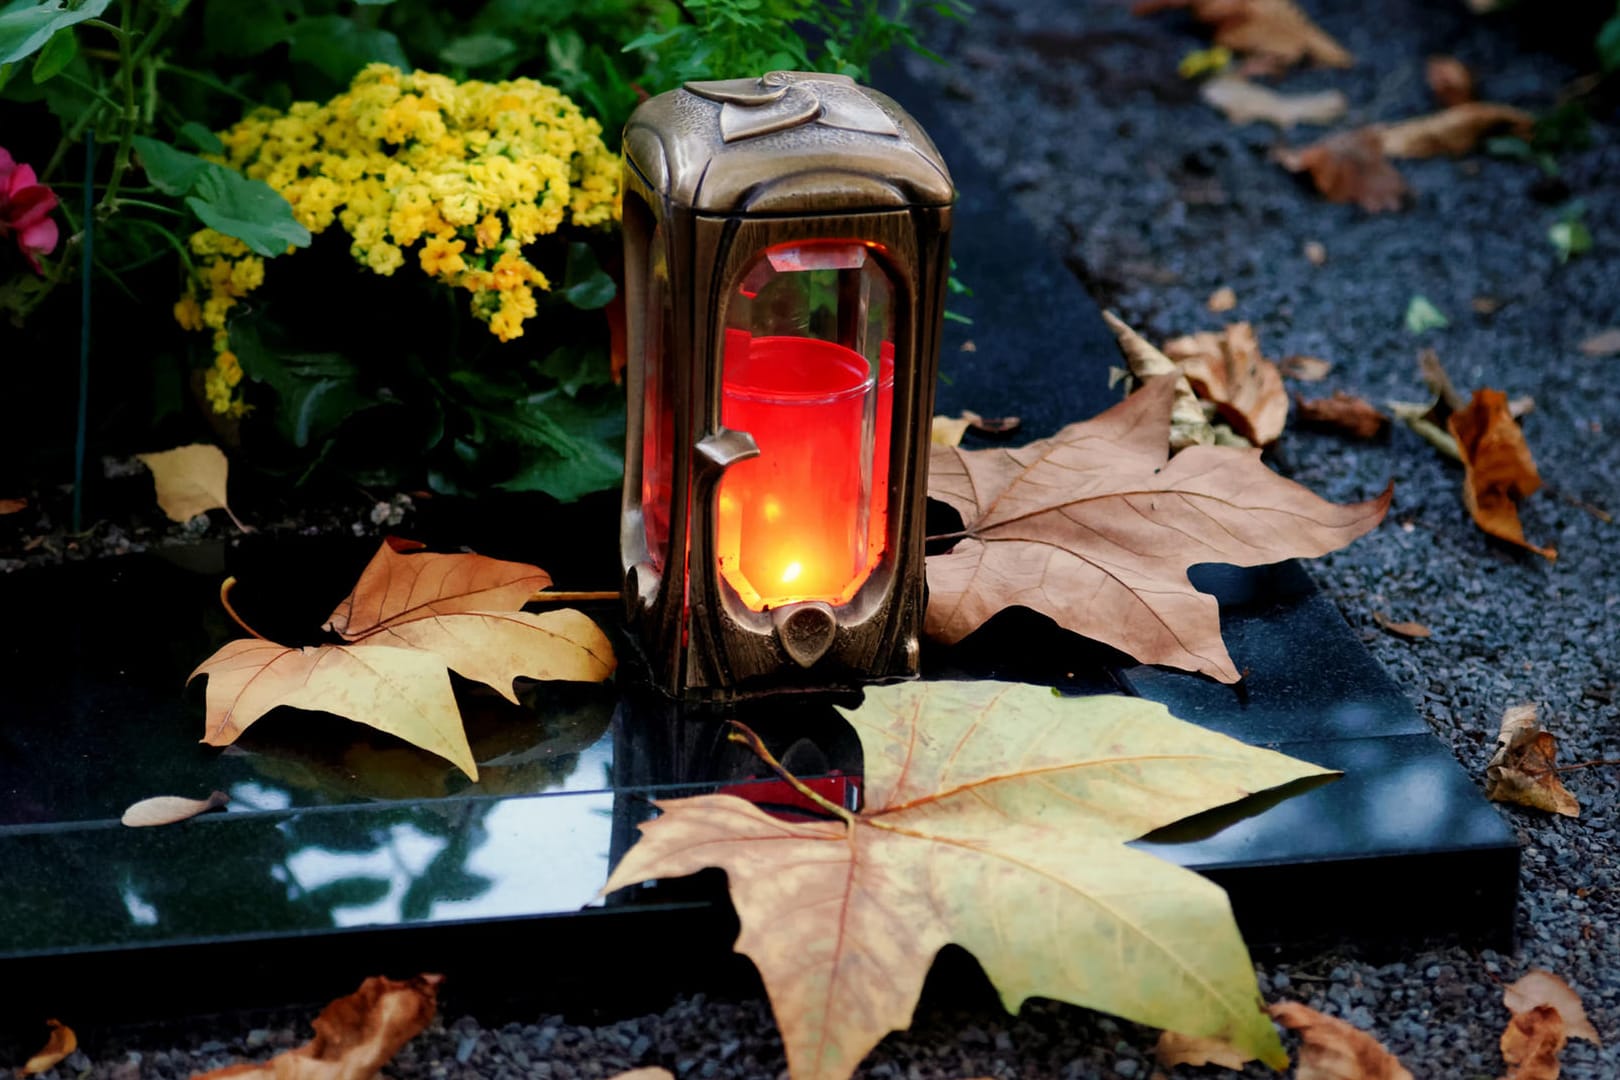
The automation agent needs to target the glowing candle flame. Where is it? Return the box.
[780,561,803,584]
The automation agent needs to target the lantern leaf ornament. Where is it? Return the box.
[685,72,901,143]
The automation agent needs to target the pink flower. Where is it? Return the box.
[0,147,60,274]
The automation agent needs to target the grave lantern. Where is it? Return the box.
[619,71,954,699]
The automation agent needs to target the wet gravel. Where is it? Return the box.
[14,1,1620,1076]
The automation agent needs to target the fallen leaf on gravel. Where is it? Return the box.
[0,497,25,515]
[1156,1029,1255,1068]
[925,377,1390,681]
[1426,55,1475,107]
[1207,284,1238,311]
[1200,75,1347,128]
[607,1071,676,1080]
[1275,129,1409,213]
[121,790,229,827]
[932,412,1024,448]
[1508,395,1535,420]
[1294,391,1388,439]
[1504,971,1601,1045]
[1163,322,1289,445]
[1418,348,1467,413]
[1270,1002,1413,1080]
[137,444,249,531]
[18,1020,76,1077]
[1133,0,1352,69]
[190,539,616,780]
[1380,102,1534,158]
[606,681,1330,1080]
[1102,310,1218,449]
[1281,355,1332,381]
[1578,328,1620,357]
[1473,295,1505,315]
[1501,1004,1567,1080]
[1303,240,1327,265]
[1371,611,1430,639]
[1448,388,1555,560]
[1388,399,1461,461]
[193,974,441,1080]
[1485,704,1579,817]
[1405,297,1450,334]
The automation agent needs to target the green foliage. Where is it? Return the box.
[1404,295,1449,334]
[0,0,111,66]
[1601,2,1620,71]
[1549,201,1592,264]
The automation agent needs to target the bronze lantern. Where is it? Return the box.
[619,71,954,699]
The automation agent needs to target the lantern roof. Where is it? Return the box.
[623,72,955,214]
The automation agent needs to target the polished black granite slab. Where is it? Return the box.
[0,72,1517,1023]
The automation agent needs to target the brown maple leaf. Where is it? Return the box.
[1504,971,1602,1046]
[1426,55,1475,107]
[1485,704,1579,817]
[1501,1005,1567,1080]
[1275,128,1410,213]
[1270,1002,1414,1080]
[1294,391,1388,439]
[1162,322,1289,445]
[193,974,441,1079]
[924,377,1391,682]
[1380,102,1534,158]
[1447,388,1555,560]
[1133,0,1352,69]
[1102,310,1219,450]
[190,541,616,780]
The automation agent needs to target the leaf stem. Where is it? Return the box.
[528,589,621,603]
[218,577,268,641]
[924,529,970,544]
[726,720,856,825]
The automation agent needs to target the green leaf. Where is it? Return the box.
[234,322,377,447]
[0,0,109,66]
[1404,295,1449,334]
[177,120,224,154]
[490,390,625,501]
[203,0,295,57]
[438,32,515,68]
[131,136,210,195]
[560,241,616,310]
[289,15,408,85]
[29,24,74,83]
[1599,9,1620,72]
[1549,220,1592,264]
[535,342,613,396]
[186,168,312,257]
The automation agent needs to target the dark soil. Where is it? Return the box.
[10,1,1620,1076]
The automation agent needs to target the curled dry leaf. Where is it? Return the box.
[1281,355,1332,381]
[1201,75,1348,128]
[1294,391,1388,439]
[1163,322,1289,445]
[1133,0,1352,69]
[0,497,26,515]
[1276,128,1409,213]
[18,1020,76,1077]
[1501,1005,1566,1080]
[1270,1002,1414,1080]
[1426,55,1475,107]
[1371,611,1431,639]
[1155,1029,1255,1069]
[193,974,441,1080]
[1578,328,1620,357]
[1504,971,1601,1045]
[190,540,616,780]
[136,444,249,531]
[607,1071,676,1080]
[605,682,1330,1080]
[1102,310,1217,449]
[1447,388,1555,560]
[1207,285,1238,312]
[1380,102,1534,158]
[925,377,1390,682]
[933,411,1024,448]
[1485,704,1579,817]
[121,790,229,827]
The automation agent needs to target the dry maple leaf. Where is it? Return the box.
[1447,388,1555,560]
[190,541,616,780]
[121,790,229,827]
[1501,1004,1567,1080]
[193,974,441,1080]
[1102,311,1217,450]
[1578,328,1620,357]
[605,682,1331,1080]
[17,1020,76,1077]
[1134,0,1352,68]
[1379,102,1534,158]
[1162,323,1289,445]
[1504,971,1602,1045]
[1485,704,1579,817]
[1201,75,1347,128]
[1270,1002,1413,1080]
[1294,391,1388,440]
[1275,129,1410,213]
[137,444,249,531]
[1426,55,1475,107]
[1155,1029,1254,1069]
[925,377,1390,681]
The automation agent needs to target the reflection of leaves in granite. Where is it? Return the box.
[189,538,616,780]
[924,377,1391,682]
[607,681,1334,1080]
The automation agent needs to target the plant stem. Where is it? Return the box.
[73,131,95,534]
[726,720,855,825]
[218,577,269,641]
[114,197,186,216]
[98,0,140,210]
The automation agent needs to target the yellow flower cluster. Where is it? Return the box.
[179,64,620,414]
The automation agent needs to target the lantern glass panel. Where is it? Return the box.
[640,220,675,570]
[717,241,895,611]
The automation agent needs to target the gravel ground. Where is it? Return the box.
[15,1,1620,1077]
